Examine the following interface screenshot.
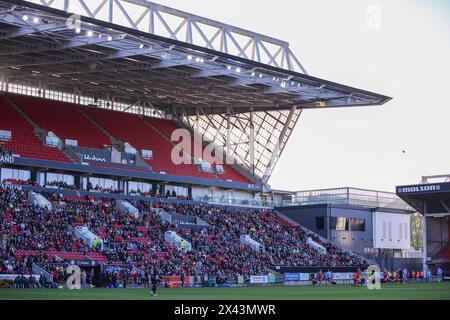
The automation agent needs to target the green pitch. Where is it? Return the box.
[1,282,449,300]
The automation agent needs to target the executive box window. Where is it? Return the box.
[46,173,74,185]
[330,217,366,232]
[315,217,325,230]
[165,185,188,197]
[330,217,349,231]
[350,218,366,231]
[1,168,31,182]
[83,177,118,191]
[129,181,152,194]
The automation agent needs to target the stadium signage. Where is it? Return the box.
[284,273,300,281]
[0,155,15,164]
[397,185,441,194]
[250,276,268,284]
[0,274,40,280]
[0,184,22,191]
[83,154,107,162]
[284,273,310,281]
[333,273,353,280]
[226,276,238,284]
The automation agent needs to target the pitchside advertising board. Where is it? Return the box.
[284,273,353,281]
[397,183,450,194]
[0,184,22,191]
[250,276,268,284]
[0,274,41,281]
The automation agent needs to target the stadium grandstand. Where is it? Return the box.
[397,175,450,274]
[0,0,395,291]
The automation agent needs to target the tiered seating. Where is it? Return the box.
[0,95,70,162]
[87,252,109,263]
[435,246,450,261]
[9,94,111,149]
[84,108,215,179]
[88,162,152,173]
[274,215,292,228]
[53,251,89,261]
[1,92,253,182]
[1,187,366,277]
[146,117,251,183]
[217,165,251,184]
[14,250,87,261]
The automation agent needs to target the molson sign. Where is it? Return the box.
[397,184,441,194]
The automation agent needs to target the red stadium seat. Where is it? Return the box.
[9,94,111,149]
[0,95,70,162]
[84,107,217,180]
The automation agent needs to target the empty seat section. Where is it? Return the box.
[0,95,70,162]
[84,108,215,179]
[10,94,111,149]
[146,117,251,183]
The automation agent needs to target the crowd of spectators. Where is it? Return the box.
[154,203,365,271]
[1,186,366,280]
[1,178,40,187]
[128,188,191,201]
[45,181,78,190]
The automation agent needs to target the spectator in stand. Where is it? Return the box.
[2,178,40,187]
[1,186,366,280]
[45,180,78,190]
[437,267,444,282]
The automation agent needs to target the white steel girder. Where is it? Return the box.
[23,0,308,74]
[184,107,302,182]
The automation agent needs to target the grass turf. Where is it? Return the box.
[0,282,449,300]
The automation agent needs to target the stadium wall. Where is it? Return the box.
[273,266,363,274]
[373,211,411,250]
[191,187,256,202]
[277,204,411,256]
[277,205,329,239]
[373,258,423,271]
[330,207,373,255]
[427,217,449,256]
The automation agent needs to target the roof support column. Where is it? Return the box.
[423,206,428,272]
[149,7,155,34]
[195,107,199,131]
[226,113,231,164]
[0,72,5,92]
[109,0,114,23]
[249,109,255,175]
[4,75,9,92]
[262,105,298,183]
[186,16,193,44]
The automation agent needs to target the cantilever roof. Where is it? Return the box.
[0,0,391,182]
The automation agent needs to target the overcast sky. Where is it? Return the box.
[150,0,449,193]
[59,0,450,193]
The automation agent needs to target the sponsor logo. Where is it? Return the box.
[397,185,441,194]
[249,275,268,284]
[83,154,107,162]
[0,184,22,191]
[0,155,15,164]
